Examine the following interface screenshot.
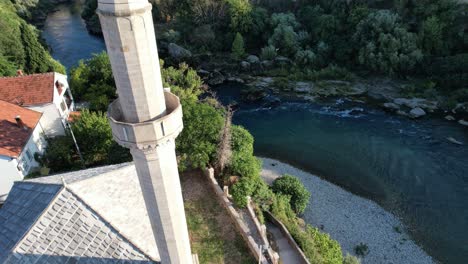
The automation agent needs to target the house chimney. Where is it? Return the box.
[15,115,27,130]
[16,70,23,76]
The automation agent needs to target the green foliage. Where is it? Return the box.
[295,49,316,67]
[260,45,277,60]
[42,136,81,173]
[0,54,17,76]
[353,10,423,75]
[71,110,131,166]
[81,0,101,34]
[177,101,224,170]
[354,243,369,257]
[161,60,204,103]
[272,175,311,214]
[0,0,65,76]
[231,32,246,60]
[69,52,116,110]
[226,0,253,34]
[231,177,256,208]
[268,13,300,57]
[228,125,261,178]
[419,16,445,55]
[270,194,343,264]
[343,254,361,264]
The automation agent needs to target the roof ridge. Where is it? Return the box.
[65,186,159,262]
[0,72,55,80]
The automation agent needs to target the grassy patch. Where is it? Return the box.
[183,172,256,264]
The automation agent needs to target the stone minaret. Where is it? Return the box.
[96,0,193,263]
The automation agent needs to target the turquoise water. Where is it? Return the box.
[41,4,468,263]
[213,84,468,264]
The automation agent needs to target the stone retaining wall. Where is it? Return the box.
[265,211,311,264]
[203,168,278,264]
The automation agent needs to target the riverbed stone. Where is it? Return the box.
[458,119,468,127]
[409,107,426,118]
[168,43,192,60]
[383,102,400,111]
[240,61,250,71]
[261,60,274,70]
[394,98,438,112]
[294,82,313,93]
[208,71,225,86]
[246,55,260,64]
[445,115,456,121]
[274,56,292,66]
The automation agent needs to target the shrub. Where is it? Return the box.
[354,243,369,257]
[231,177,256,208]
[162,29,181,43]
[295,49,316,67]
[231,32,246,60]
[177,100,224,170]
[228,125,261,178]
[226,0,253,34]
[272,175,310,214]
[343,253,361,264]
[260,45,277,61]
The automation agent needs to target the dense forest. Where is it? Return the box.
[0,0,65,76]
[81,0,468,107]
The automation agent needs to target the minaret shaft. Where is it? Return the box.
[97,1,193,263]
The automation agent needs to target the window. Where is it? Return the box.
[25,149,33,161]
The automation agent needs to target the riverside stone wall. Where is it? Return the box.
[203,168,279,264]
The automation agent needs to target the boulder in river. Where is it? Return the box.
[240,61,250,71]
[445,115,456,121]
[207,71,225,86]
[409,107,426,118]
[393,98,438,112]
[447,137,464,145]
[294,82,313,93]
[168,43,192,60]
[246,55,260,64]
[383,102,400,111]
[458,119,468,127]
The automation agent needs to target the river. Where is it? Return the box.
[42,3,468,263]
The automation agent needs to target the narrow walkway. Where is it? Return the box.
[266,222,303,264]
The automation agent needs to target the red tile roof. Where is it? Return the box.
[0,100,42,158]
[0,73,56,106]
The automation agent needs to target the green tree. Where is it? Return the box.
[69,52,116,110]
[419,16,445,55]
[42,136,81,173]
[161,60,204,103]
[228,125,261,178]
[0,54,17,76]
[353,10,423,75]
[226,0,253,34]
[231,32,246,60]
[272,175,311,214]
[71,110,130,166]
[177,100,224,170]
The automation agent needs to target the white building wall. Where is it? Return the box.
[0,122,46,203]
[28,104,65,137]
[0,156,21,203]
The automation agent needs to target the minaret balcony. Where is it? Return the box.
[108,91,183,150]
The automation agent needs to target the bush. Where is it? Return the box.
[354,243,369,257]
[260,45,277,61]
[231,177,256,208]
[295,49,316,67]
[231,32,246,60]
[228,125,261,178]
[42,136,81,173]
[343,254,361,264]
[177,101,224,170]
[353,10,423,75]
[272,175,310,214]
[161,60,204,103]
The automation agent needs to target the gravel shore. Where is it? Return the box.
[260,157,434,264]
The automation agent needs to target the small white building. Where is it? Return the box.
[0,101,46,202]
[0,72,75,202]
[0,72,75,137]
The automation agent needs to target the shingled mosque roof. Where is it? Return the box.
[0,163,160,263]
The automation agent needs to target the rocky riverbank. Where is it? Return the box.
[260,157,435,264]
